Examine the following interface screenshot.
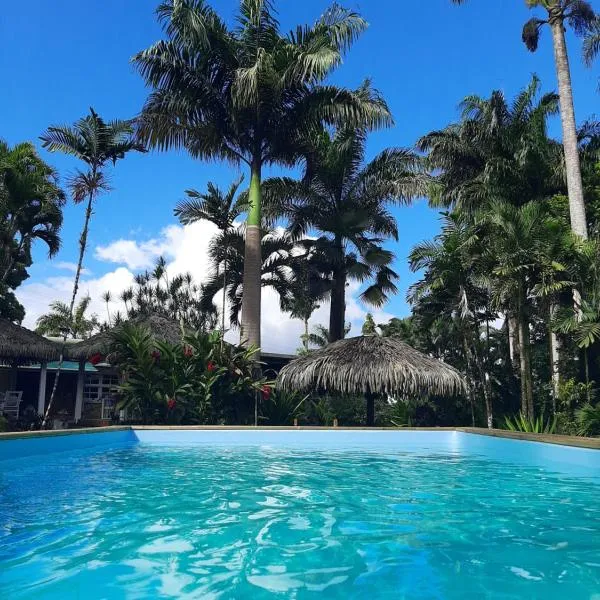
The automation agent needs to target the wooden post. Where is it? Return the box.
[37,362,47,416]
[366,392,375,427]
[333,418,338,428]
[74,360,85,423]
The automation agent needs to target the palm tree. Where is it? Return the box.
[0,140,65,290]
[133,0,391,350]
[39,108,143,427]
[202,227,293,336]
[263,123,426,341]
[409,213,493,426]
[174,176,248,333]
[36,296,99,339]
[452,0,597,239]
[418,75,561,214]
[483,201,566,421]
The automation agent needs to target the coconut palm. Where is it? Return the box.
[452,0,597,239]
[174,176,248,333]
[36,296,99,339]
[39,108,144,427]
[262,123,426,341]
[133,0,391,350]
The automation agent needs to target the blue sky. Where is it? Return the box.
[2,0,599,350]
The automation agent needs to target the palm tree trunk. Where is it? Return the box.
[549,302,560,413]
[1,237,25,284]
[517,285,534,421]
[508,314,520,373]
[304,317,309,352]
[329,240,346,342]
[549,14,588,240]
[221,255,227,335]
[462,334,476,427]
[42,190,94,428]
[240,160,262,350]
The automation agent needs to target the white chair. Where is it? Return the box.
[1,391,23,419]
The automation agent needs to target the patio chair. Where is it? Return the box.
[1,391,23,419]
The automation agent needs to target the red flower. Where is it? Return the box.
[151,350,161,362]
[207,361,216,372]
[89,353,103,365]
[167,398,176,410]
[261,385,271,401]
[183,346,194,358]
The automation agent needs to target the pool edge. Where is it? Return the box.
[0,425,598,450]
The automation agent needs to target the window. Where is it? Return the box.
[83,373,119,420]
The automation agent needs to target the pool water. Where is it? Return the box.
[1,432,599,598]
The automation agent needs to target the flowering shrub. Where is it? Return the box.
[111,322,270,424]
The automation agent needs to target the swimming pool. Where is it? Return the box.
[1,428,599,598]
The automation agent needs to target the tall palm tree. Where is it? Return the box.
[39,108,143,427]
[262,123,426,341]
[133,0,391,350]
[36,296,99,339]
[452,0,597,239]
[174,176,248,333]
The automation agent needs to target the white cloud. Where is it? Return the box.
[18,222,396,353]
[54,261,91,275]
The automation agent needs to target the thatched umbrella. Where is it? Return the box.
[277,335,466,426]
[0,319,61,362]
[65,314,183,362]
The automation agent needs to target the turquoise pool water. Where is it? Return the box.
[1,431,599,598]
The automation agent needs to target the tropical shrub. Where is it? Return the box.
[112,323,268,425]
[576,403,600,437]
[261,390,308,426]
[504,412,557,434]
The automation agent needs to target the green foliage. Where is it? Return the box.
[0,414,7,432]
[504,413,557,434]
[576,403,600,436]
[362,313,378,335]
[0,139,65,321]
[36,296,99,339]
[112,322,267,425]
[261,390,308,426]
[116,256,217,331]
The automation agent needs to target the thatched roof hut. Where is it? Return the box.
[277,336,466,425]
[65,315,183,361]
[0,319,61,362]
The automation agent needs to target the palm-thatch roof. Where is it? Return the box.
[0,319,61,362]
[277,336,465,397]
[65,315,183,361]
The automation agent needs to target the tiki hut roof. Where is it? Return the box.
[65,315,183,361]
[277,335,465,397]
[0,319,61,362]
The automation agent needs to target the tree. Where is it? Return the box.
[174,176,248,333]
[263,122,425,341]
[36,296,99,339]
[0,140,65,320]
[202,227,294,334]
[39,108,143,427]
[119,256,218,331]
[133,0,391,350]
[452,0,598,240]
